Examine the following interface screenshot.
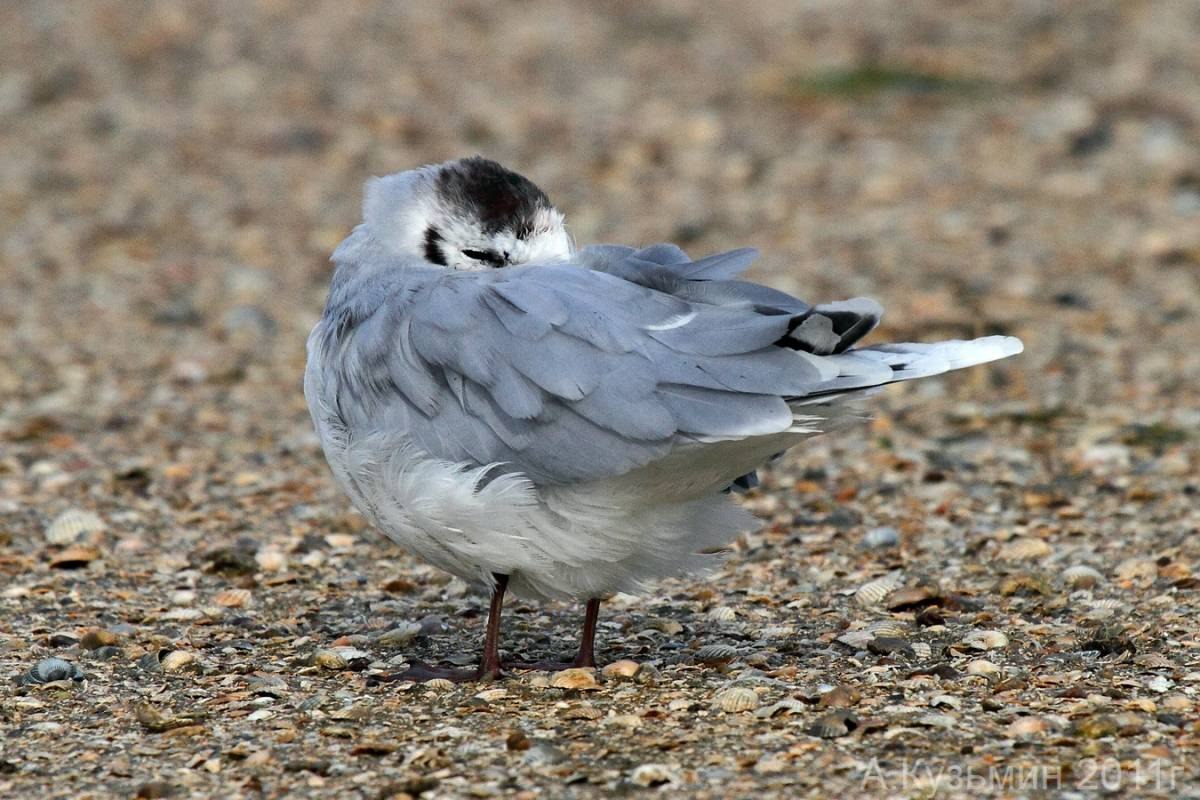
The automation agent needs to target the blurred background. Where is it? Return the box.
[2,3,1199,795]
[3,0,1199,465]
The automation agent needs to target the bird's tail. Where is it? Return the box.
[789,334,1025,405]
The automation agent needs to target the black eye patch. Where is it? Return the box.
[461,248,507,267]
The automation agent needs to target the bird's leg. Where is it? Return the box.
[369,573,509,684]
[476,573,508,680]
[571,598,602,668]
[505,597,602,671]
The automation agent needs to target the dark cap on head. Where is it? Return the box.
[435,157,553,238]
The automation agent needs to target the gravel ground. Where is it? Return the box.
[3,2,1200,798]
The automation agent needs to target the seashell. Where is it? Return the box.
[1061,565,1105,589]
[1160,695,1192,712]
[1088,598,1123,609]
[756,625,794,639]
[18,657,84,685]
[310,649,349,670]
[694,644,739,665]
[1070,714,1119,739]
[868,636,915,657]
[549,668,598,690]
[79,629,120,650]
[754,697,807,719]
[713,686,759,713]
[213,589,251,608]
[600,659,640,679]
[630,763,677,788]
[998,537,1052,561]
[910,642,932,660]
[1114,557,1157,585]
[255,549,287,572]
[424,678,455,691]
[817,685,860,709]
[49,545,100,570]
[961,630,1008,651]
[865,620,907,638]
[47,632,79,648]
[562,704,603,721]
[929,694,961,710]
[632,663,660,686]
[855,571,903,606]
[160,650,197,673]
[1133,652,1171,669]
[965,659,1001,677]
[706,606,736,622]
[887,586,939,611]
[836,630,874,650]
[1006,716,1049,737]
[376,623,422,648]
[170,590,196,606]
[45,509,106,545]
[474,688,507,703]
[808,709,857,738]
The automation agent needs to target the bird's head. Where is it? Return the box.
[362,156,572,269]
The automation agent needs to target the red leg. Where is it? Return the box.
[505,598,603,671]
[572,598,601,668]
[371,574,509,684]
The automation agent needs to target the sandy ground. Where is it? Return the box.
[2,1,1199,798]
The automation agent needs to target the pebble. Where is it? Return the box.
[862,526,899,549]
[961,630,1008,651]
[629,763,677,787]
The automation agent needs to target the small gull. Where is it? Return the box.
[304,157,1023,681]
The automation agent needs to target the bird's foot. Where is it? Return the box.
[366,659,502,685]
[503,655,596,672]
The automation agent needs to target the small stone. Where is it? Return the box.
[505,730,531,751]
[817,685,861,709]
[80,629,120,650]
[862,526,899,549]
[310,650,348,671]
[1070,714,1120,739]
[549,668,598,691]
[961,630,1008,651]
[629,763,677,787]
[1007,716,1050,737]
[965,659,1001,677]
[376,623,422,648]
[255,549,287,572]
[160,650,197,673]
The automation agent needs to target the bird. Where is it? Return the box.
[304,156,1023,681]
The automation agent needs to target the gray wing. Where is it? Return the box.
[320,246,887,485]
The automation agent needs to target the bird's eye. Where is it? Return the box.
[461,248,505,267]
